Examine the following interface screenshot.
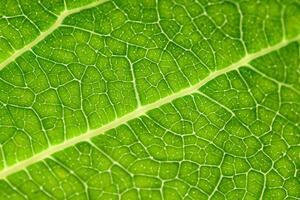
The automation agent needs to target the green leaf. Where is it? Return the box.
[0,0,300,199]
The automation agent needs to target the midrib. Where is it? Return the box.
[1,34,299,179]
[0,0,109,70]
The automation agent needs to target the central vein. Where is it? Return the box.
[0,34,299,179]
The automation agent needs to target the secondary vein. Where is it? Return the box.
[0,0,109,71]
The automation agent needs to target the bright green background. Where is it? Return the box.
[0,0,300,199]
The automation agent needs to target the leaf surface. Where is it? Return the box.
[0,0,300,199]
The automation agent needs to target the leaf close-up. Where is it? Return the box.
[0,0,300,199]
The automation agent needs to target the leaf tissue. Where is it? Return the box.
[0,0,300,199]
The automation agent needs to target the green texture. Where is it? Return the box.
[0,0,300,199]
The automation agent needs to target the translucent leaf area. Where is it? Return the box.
[0,0,300,199]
